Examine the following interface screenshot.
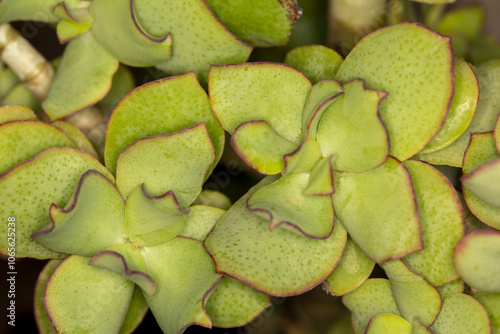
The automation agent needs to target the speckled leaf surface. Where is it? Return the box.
[437,279,464,301]
[43,32,119,120]
[0,0,60,23]
[285,45,344,84]
[33,171,126,256]
[317,79,389,172]
[124,185,188,247]
[420,59,478,154]
[119,286,149,334]
[381,260,442,326]
[206,276,271,328]
[431,293,491,334]
[34,260,61,334]
[231,120,297,174]
[0,105,37,124]
[51,120,99,158]
[453,230,500,293]
[116,123,216,205]
[475,293,500,334]
[335,23,453,161]
[133,0,252,82]
[462,133,500,229]
[323,235,375,296]
[342,279,401,334]
[283,138,323,175]
[178,205,225,241]
[105,72,224,175]
[206,0,298,47]
[0,121,75,174]
[419,60,500,167]
[366,313,412,334]
[247,172,335,239]
[205,175,347,297]
[142,237,222,334]
[0,148,113,259]
[90,0,172,66]
[332,157,422,262]
[462,158,500,209]
[209,63,311,144]
[45,255,135,334]
[403,161,464,286]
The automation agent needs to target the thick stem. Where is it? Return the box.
[0,24,53,100]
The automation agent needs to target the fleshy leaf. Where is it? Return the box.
[205,175,347,296]
[335,22,453,161]
[431,293,491,334]
[206,276,271,328]
[124,184,189,247]
[247,172,335,239]
[116,122,216,205]
[45,255,135,334]
[192,190,231,210]
[0,120,75,174]
[205,0,299,47]
[142,237,222,334]
[89,245,156,296]
[475,293,500,334]
[0,0,60,23]
[32,170,126,256]
[52,0,92,23]
[381,260,442,326]
[453,230,500,293]
[418,60,500,167]
[0,82,40,110]
[419,59,479,154]
[0,105,37,124]
[119,286,149,334]
[90,0,172,66]
[34,260,61,334]
[285,45,344,84]
[332,157,423,262]
[0,148,114,259]
[105,72,224,175]
[342,279,401,334]
[283,137,323,175]
[43,32,119,120]
[56,19,91,44]
[178,205,226,241]
[412,319,435,334]
[317,79,389,172]
[209,63,311,144]
[403,160,464,286]
[303,155,335,196]
[496,113,500,154]
[462,158,500,209]
[366,313,412,334]
[462,132,500,229]
[98,65,135,109]
[51,120,99,159]
[437,279,464,301]
[323,234,375,296]
[231,120,298,174]
[436,6,483,40]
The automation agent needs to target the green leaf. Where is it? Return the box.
[332,157,423,262]
[0,0,61,23]
[431,293,491,334]
[206,276,271,328]
[209,63,312,144]
[43,32,119,120]
[116,122,216,205]
[0,66,20,99]
[90,0,172,67]
[462,132,500,229]
[247,172,335,239]
[285,45,344,84]
[0,148,114,259]
[231,120,298,174]
[381,260,442,326]
[462,158,500,209]
[496,113,500,154]
[283,137,323,175]
[178,205,226,241]
[412,319,435,334]
[0,82,40,111]
[124,185,188,247]
[403,160,464,286]
[475,293,500,334]
[192,190,231,210]
[51,120,99,159]
[453,230,500,293]
[366,313,412,334]
[45,255,135,334]
[56,19,91,44]
[205,0,299,47]
[419,59,479,154]
[52,0,92,23]
[105,72,224,175]
[205,175,347,296]
[98,65,135,109]
[323,235,375,296]
[142,237,222,334]
[32,170,126,256]
[0,105,37,124]
[436,6,483,40]
[0,121,75,175]
[34,260,61,334]
[436,279,464,301]
[303,155,335,196]
[317,79,389,172]
[342,279,401,334]
[336,22,454,161]
[119,286,149,334]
